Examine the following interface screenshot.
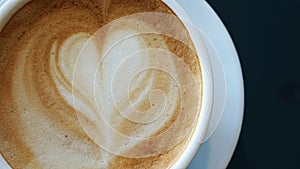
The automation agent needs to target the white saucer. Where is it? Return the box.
[174,0,244,169]
[0,1,244,169]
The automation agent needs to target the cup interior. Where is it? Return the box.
[0,0,214,168]
[162,1,214,168]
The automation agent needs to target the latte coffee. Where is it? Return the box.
[0,0,203,168]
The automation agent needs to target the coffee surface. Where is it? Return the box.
[0,0,202,168]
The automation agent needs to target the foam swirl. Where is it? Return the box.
[0,0,202,168]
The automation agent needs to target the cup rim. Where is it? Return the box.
[162,1,214,168]
[0,0,213,168]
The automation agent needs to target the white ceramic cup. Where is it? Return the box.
[0,0,214,168]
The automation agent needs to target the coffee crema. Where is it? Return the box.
[0,0,203,168]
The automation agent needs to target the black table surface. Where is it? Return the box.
[204,0,300,169]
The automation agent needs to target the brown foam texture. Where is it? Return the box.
[0,0,202,168]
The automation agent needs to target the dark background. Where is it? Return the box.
[205,0,300,169]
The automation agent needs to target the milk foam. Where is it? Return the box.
[49,18,196,159]
[0,0,202,168]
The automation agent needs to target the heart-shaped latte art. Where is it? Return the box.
[0,0,202,168]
